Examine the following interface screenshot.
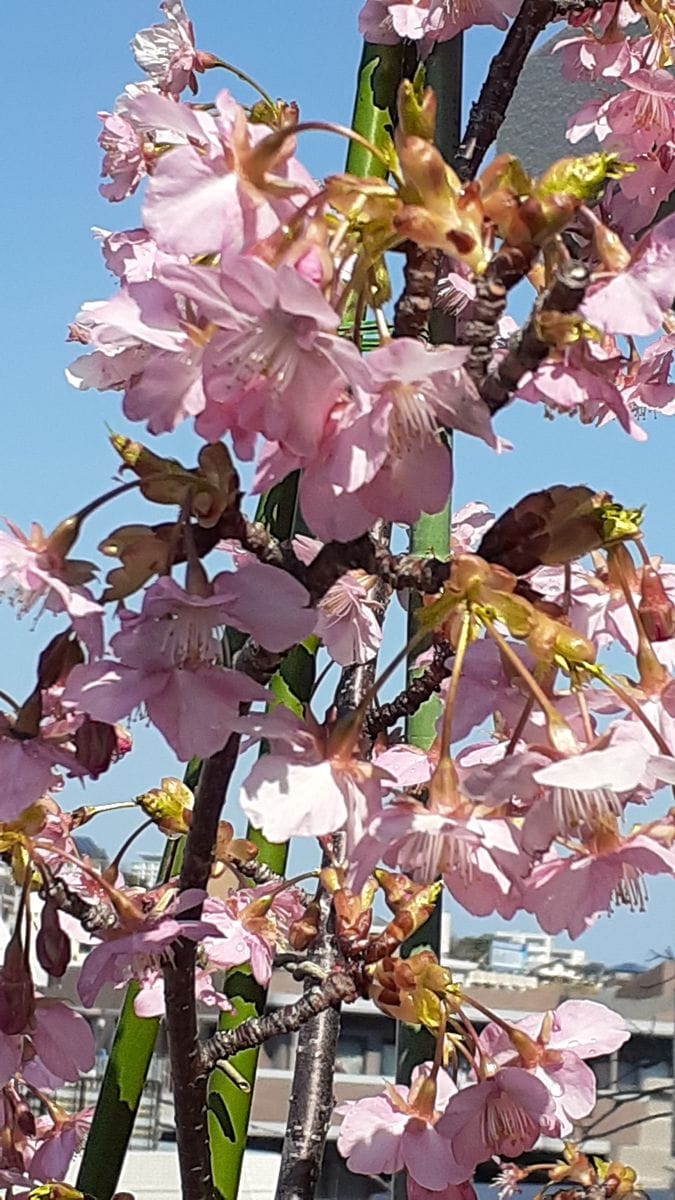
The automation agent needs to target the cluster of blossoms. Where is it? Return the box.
[2,0,674,1196]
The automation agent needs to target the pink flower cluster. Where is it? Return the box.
[560,4,675,236]
[338,999,629,1193]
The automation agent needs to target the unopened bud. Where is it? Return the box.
[639,566,675,641]
[408,1074,438,1121]
[136,777,193,837]
[289,901,321,951]
[397,77,436,142]
[0,932,35,1035]
[593,222,631,272]
[36,898,71,977]
[74,718,119,778]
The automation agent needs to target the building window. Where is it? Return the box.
[266,1033,294,1071]
[335,1035,369,1074]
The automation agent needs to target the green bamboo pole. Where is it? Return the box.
[207,44,410,1200]
[76,768,197,1199]
[393,35,464,1192]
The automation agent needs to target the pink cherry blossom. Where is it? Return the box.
[66,279,207,434]
[0,520,100,624]
[30,1106,93,1183]
[202,885,303,987]
[582,210,675,337]
[159,256,366,458]
[63,574,309,759]
[131,1,208,97]
[0,997,94,1089]
[436,1068,554,1170]
[239,708,390,844]
[425,0,522,44]
[337,1063,466,1190]
[451,502,495,553]
[517,340,647,441]
[94,226,183,285]
[139,90,315,259]
[530,741,652,835]
[479,1000,629,1135]
[132,964,232,1018]
[348,796,528,919]
[359,0,432,44]
[609,145,675,235]
[294,536,382,665]
[296,339,499,540]
[555,29,651,83]
[523,829,675,938]
[77,888,216,1007]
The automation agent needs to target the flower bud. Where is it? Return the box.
[36,897,71,977]
[289,901,321,951]
[74,718,120,778]
[397,77,436,142]
[0,931,35,1035]
[136,777,193,837]
[639,566,675,641]
[45,514,83,562]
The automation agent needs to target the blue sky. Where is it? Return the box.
[2,1,674,965]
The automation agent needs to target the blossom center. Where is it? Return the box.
[227,311,305,394]
[387,382,439,455]
[481,1091,538,1157]
[612,863,648,912]
[550,784,624,832]
[159,607,220,669]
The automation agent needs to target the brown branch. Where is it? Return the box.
[199,972,357,1067]
[37,867,116,933]
[364,640,452,737]
[393,244,438,341]
[231,855,282,887]
[461,244,538,389]
[163,734,241,1200]
[480,261,589,413]
[454,0,559,182]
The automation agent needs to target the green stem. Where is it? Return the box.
[393,37,463,1191]
[75,795,193,1200]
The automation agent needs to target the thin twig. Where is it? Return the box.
[200,972,357,1066]
[480,261,590,413]
[364,640,452,737]
[454,0,559,182]
[37,866,116,933]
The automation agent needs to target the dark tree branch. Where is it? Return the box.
[364,640,452,737]
[274,615,387,1200]
[274,891,345,1200]
[461,244,538,389]
[37,866,116,933]
[480,261,590,413]
[393,244,439,340]
[163,734,241,1200]
[454,0,559,182]
[199,972,357,1067]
